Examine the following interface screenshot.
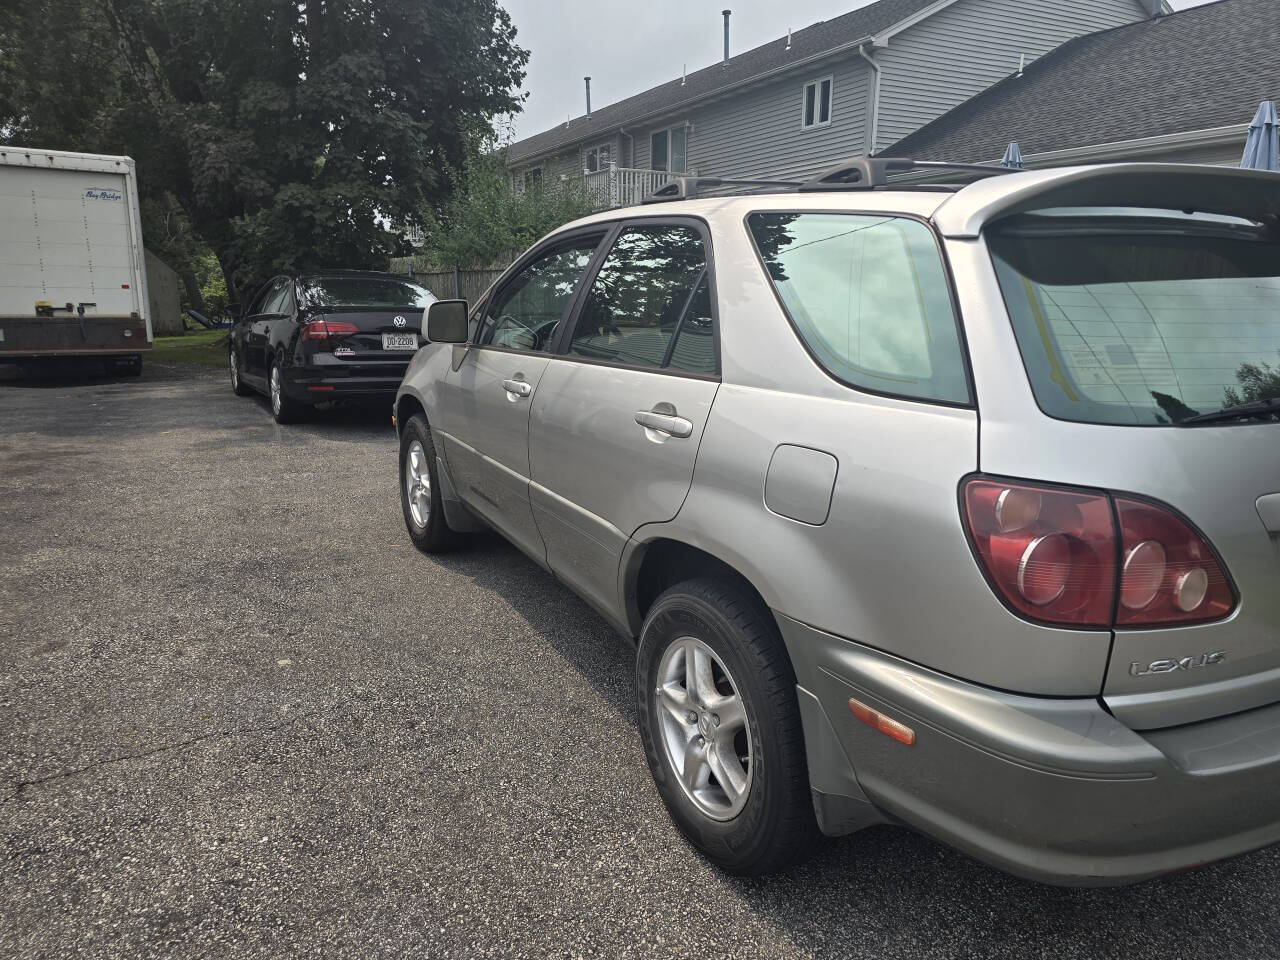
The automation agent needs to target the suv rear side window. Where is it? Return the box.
[568,224,717,375]
[748,213,969,404]
[989,214,1280,425]
[478,236,601,352]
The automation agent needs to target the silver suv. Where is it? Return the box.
[395,160,1280,885]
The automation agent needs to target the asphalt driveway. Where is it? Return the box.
[2,360,1278,959]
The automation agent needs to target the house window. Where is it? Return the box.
[802,77,833,129]
[584,143,613,173]
[522,167,543,191]
[649,125,687,173]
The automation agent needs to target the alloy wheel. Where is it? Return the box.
[655,636,753,820]
[405,439,431,528]
[270,366,282,416]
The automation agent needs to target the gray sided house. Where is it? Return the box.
[882,0,1280,168]
[506,0,1166,206]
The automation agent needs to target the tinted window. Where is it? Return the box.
[300,277,434,309]
[479,237,601,352]
[748,212,969,404]
[667,275,716,375]
[989,214,1280,425]
[569,224,713,372]
[261,281,290,315]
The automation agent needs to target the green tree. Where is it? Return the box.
[421,145,599,268]
[1,0,529,301]
[1224,356,1280,407]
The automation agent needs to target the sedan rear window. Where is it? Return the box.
[989,215,1280,425]
[301,277,435,309]
[748,213,970,404]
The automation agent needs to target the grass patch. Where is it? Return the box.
[151,329,229,368]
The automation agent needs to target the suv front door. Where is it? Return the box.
[436,232,606,562]
[529,220,721,617]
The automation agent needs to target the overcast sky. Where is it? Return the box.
[499,0,1220,142]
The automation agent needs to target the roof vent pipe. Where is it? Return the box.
[584,77,592,119]
[722,10,731,65]
[786,26,792,51]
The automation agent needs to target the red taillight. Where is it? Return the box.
[301,319,359,341]
[962,478,1235,629]
[1114,498,1234,626]
[964,479,1116,627]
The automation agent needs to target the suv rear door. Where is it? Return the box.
[528,219,720,616]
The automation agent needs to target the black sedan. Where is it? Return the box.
[228,271,436,423]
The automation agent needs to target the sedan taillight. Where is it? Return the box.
[301,319,359,341]
[962,478,1235,629]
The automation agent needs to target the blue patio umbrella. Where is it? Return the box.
[1001,141,1024,169]
[1240,100,1279,171]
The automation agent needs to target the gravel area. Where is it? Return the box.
[2,359,1278,959]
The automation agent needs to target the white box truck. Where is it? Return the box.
[0,147,151,374]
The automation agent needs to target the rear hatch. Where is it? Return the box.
[976,195,1280,730]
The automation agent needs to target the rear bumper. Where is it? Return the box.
[0,316,150,358]
[282,360,410,401]
[778,613,1280,886]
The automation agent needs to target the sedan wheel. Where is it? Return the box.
[655,636,752,820]
[270,365,282,416]
[268,360,306,424]
[404,439,432,529]
[229,348,251,396]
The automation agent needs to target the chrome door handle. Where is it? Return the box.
[502,378,532,398]
[634,410,693,438]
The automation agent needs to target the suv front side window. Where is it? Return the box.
[748,212,970,404]
[477,237,601,352]
[568,223,716,375]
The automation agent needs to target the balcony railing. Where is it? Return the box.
[582,164,687,208]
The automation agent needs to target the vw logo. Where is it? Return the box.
[393,315,407,328]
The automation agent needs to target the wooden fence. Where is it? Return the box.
[388,252,521,303]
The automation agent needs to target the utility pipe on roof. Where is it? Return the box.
[723,10,731,65]
[857,43,882,156]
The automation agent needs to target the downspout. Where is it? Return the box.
[857,42,881,156]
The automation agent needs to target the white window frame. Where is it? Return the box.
[801,76,834,130]
[521,166,543,192]
[583,142,613,173]
[649,124,688,173]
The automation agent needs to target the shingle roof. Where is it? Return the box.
[506,0,938,163]
[882,0,1279,163]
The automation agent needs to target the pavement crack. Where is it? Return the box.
[4,712,311,803]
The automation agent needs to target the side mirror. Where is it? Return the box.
[426,299,468,344]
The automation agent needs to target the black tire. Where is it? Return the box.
[269,358,307,424]
[636,578,822,876]
[399,414,460,553]
[229,344,252,396]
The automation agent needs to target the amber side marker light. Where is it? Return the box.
[849,698,915,746]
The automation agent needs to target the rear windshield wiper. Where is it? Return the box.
[1177,397,1280,426]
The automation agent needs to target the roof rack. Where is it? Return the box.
[640,158,1016,204]
[642,176,802,204]
[799,157,1015,191]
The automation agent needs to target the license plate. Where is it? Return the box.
[381,332,418,351]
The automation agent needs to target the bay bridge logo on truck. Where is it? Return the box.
[84,187,122,201]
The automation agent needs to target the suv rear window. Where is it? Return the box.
[989,213,1280,426]
[747,212,969,404]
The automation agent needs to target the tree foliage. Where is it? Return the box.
[1224,356,1280,407]
[421,146,599,268]
[1,0,529,298]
